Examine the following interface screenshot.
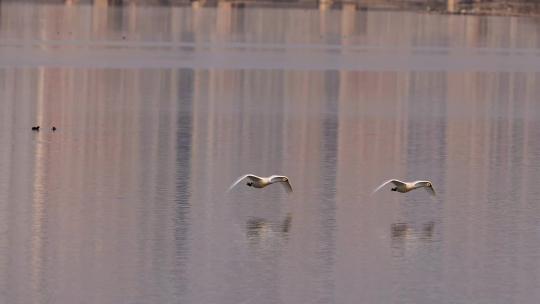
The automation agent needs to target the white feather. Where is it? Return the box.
[371,179,406,195]
[227,174,261,192]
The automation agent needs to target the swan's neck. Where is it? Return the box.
[408,183,420,190]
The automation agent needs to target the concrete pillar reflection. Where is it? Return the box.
[319,0,332,11]
[217,1,232,38]
[341,3,356,38]
[447,0,458,13]
[94,0,108,7]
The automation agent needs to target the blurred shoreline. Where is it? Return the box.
[4,0,540,17]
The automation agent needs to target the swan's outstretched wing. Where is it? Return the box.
[280,180,293,193]
[227,174,261,192]
[425,186,436,196]
[372,179,405,195]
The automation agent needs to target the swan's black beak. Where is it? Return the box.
[246,182,253,187]
[391,188,397,191]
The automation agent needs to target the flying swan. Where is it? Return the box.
[228,174,293,193]
[372,179,435,196]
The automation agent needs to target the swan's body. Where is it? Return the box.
[372,179,435,196]
[228,174,293,193]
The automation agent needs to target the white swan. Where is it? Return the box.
[372,179,435,196]
[228,174,293,193]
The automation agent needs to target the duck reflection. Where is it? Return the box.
[246,213,292,244]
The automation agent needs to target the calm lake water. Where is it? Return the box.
[1,2,540,304]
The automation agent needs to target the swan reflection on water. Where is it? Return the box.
[391,221,436,257]
[391,221,435,241]
[246,213,292,245]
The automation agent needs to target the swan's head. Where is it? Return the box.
[425,182,436,196]
[273,176,288,182]
[280,177,291,184]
